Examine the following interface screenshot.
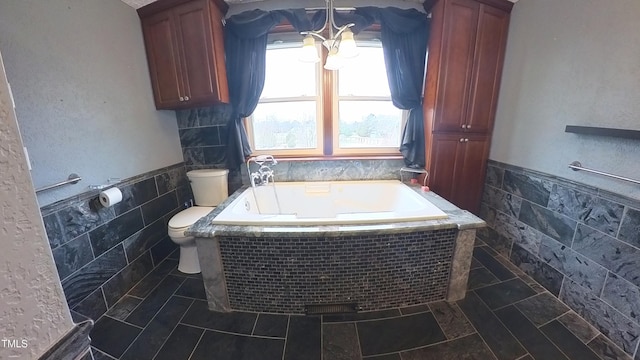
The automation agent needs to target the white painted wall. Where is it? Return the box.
[0,0,184,206]
[491,0,640,199]
[0,51,74,360]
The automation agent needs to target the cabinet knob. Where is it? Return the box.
[464,138,469,142]
[461,124,466,129]
[466,125,471,129]
[184,96,190,101]
[179,96,184,102]
[459,138,464,142]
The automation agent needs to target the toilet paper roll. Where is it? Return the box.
[99,187,123,208]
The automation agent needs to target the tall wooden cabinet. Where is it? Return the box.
[424,0,512,213]
[138,0,229,110]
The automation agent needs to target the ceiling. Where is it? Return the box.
[121,0,426,10]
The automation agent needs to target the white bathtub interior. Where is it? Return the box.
[211,180,448,226]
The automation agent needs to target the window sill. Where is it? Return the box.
[249,154,404,161]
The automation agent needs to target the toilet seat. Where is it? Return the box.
[168,206,214,238]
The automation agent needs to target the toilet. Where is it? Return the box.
[168,169,229,274]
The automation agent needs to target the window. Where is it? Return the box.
[246,34,403,157]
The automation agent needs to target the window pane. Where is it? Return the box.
[338,46,390,97]
[261,47,317,98]
[338,101,402,148]
[251,101,318,150]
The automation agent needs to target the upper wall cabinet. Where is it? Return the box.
[139,0,229,110]
[425,0,510,134]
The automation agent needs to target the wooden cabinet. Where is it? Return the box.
[139,0,229,110]
[424,0,512,213]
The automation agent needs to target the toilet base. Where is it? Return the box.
[178,245,201,274]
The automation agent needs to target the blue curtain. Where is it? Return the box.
[224,8,429,170]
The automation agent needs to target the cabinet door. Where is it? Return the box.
[432,0,480,133]
[466,5,510,133]
[429,134,465,201]
[141,11,183,109]
[174,0,220,105]
[452,135,490,213]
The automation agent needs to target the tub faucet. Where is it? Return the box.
[247,155,277,187]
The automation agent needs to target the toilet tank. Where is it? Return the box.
[187,169,229,206]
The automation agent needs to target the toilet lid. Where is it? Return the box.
[168,206,214,229]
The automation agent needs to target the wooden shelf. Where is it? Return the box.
[565,125,640,140]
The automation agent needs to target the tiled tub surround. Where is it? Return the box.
[187,185,484,314]
[479,159,640,357]
[41,163,193,321]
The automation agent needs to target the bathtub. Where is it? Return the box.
[210,180,448,226]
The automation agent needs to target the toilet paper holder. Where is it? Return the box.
[88,177,121,190]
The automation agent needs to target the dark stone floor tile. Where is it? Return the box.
[175,277,206,300]
[190,330,284,360]
[401,333,496,360]
[125,275,184,327]
[91,347,117,360]
[399,304,430,315]
[323,309,401,322]
[73,287,107,321]
[588,334,633,360]
[540,320,600,360]
[106,295,142,321]
[127,259,178,298]
[357,312,445,356]
[253,313,288,338]
[181,300,257,334]
[154,324,204,360]
[517,356,533,360]
[121,296,193,360]
[323,323,361,360]
[102,251,154,307]
[457,292,526,360]
[151,236,178,265]
[90,316,141,358]
[557,312,600,344]
[467,267,500,290]
[362,354,401,360]
[515,292,569,326]
[470,257,483,269]
[473,247,517,281]
[475,278,536,309]
[428,301,475,340]
[284,316,321,360]
[71,310,90,324]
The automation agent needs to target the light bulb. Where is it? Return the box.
[338,28,358,58]
[299,35,320,63]
[324,47,343,70]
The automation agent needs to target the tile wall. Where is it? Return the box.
[41,163,193,321]
[479,159,640,357]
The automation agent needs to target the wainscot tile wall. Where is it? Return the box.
[479,159,640,357]
[176,104,407,193]
[41,163,193,321]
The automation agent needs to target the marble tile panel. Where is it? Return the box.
[503,170,552,207]
[548,184,623,236]
[141,191,178,226]
[121,296,193,360]
[191,330,284,360]
[485,165,504,189]
[56,199,117,245]
[493,211,543,255]
[127,258,178,298]
[89,209,144,257]
[284,316,321,360]
[62,244,128,308]
[275,159,404,182]
[102,252,154,307]
[558,312,600,344]
[447,229,476,301]
[154,324,203,360]
[114,178,158,216]
[179,127,221,147]
[479,203,496,226]
[176,185,193,208]
[428,301,475,339]
[198,104,232,127]
[357,312,446,356]
[573,224,640,288]
[183,147,205,166]
[150,236,178,265]
[494,306,568,360]
[123,219,166,262]
[176,109,199,128]
[106,295,142,321]
[560,279,640,355]
[518,201,576,246]
[253,314,288,338]
[515,292,569,327]
[588,334,633,360]
[510,244,564,296]
[155,167,188,195]
[476,227,512,257]
[52,233,94,280]
[202,146,226,166]
[43,211,66,248]
[483,185,522,217]
[401,334,496,360]
[196,238,230,312]
[539,235,607,294]
[619,208,640,249]
[322,323,361,360]
[602,273,640,324]
[72,287,107,321]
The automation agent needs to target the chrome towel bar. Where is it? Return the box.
[35,174,82,193]
[568,161,640,185]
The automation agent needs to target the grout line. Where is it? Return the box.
[281,315,291,360]
[633,335,640,360]
[599,272,609,299]
[352,320,364,360]
[453,297,499,360]
[177,323,287,340]
[151,298,195,360]
[320,316,324,360]
[187,327,207,360]
[101,314,145,330]
[251,313,259,336]
[533,308,571,329]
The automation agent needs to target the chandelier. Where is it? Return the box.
[299,0,359,70]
